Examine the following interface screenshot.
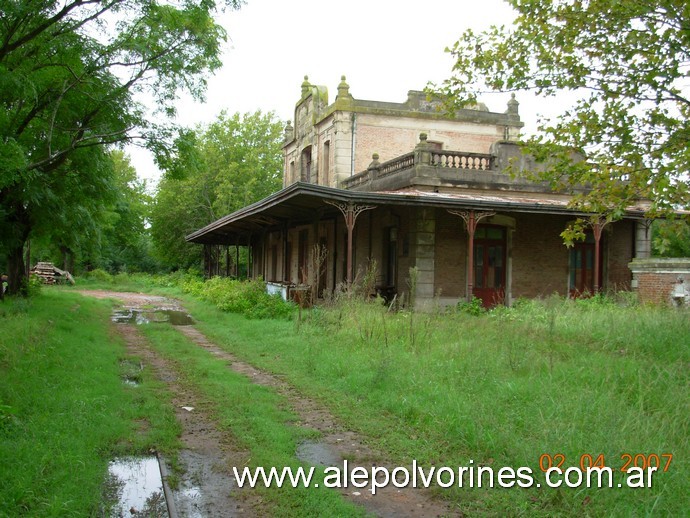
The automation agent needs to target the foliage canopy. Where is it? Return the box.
[150,110,284,269]
[437,0,690,221]
[0,0,239,293]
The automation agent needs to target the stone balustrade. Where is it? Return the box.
[341,147,494,189]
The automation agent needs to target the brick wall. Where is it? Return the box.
[606,219,634,291]
[511,213,570,298]
[354,115,501,173]
[434,210,466,298]
[629,259,690,306]
[432,212,636,303]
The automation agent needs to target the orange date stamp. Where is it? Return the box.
[538,453,673,473]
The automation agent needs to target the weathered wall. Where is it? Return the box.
[607,220,635,290]
[434,210,467,299]
[353,114,502,173]
[629,258,690,306]
[510,213,570,298]
[283,78,520,189]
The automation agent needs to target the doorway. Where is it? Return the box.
[472,225,507,307]
[569,233,603,297]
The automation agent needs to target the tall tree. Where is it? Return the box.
[151,110,284,269]
[35,150,155,273]
[96,150,156,273]
[436,0,690,227]
[0,0,239,294]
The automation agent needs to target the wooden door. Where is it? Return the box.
[472,225,507,307]
[569,235,602,297]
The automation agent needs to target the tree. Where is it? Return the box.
[437,0,690,227]
[96,151,156,273]
[150,110,284,269]
[652,219,690,257]
[0,0,239,294]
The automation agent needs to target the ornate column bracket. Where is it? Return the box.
[326,200,376,284]
[448,209,496,233]
[448,209,496,301]
[325,200,376,225]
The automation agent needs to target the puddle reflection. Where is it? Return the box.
[104,456,168,516]
[112,308,194,326]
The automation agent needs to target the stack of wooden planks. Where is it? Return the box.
[31,262,75,285]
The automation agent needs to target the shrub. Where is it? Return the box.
[181,277,295,319]
[456,296,485,316]
[84,268,114,284]
[27,274,43,297]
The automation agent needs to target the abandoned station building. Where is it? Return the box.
[187,76,653,308]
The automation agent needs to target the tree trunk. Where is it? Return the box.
[60,246,74,274]
[7,242,28,296]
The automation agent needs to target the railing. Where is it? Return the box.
[342,149,495,189]
[342,170,370,189]
[378,152,415,178]
[342,153,415,189]
[431,150,494,170]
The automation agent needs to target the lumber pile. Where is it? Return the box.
[31,262,75,285]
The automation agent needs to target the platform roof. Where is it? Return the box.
[186,182,649,246]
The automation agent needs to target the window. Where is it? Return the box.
[385,227,397,287]
[322,141,330,186]
[298,229,309,283]
[270,245,278,282]
[301,146,312,183]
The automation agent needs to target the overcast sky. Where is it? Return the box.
[130,0,543,185]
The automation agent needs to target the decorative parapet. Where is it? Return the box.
[430,150,494,170]
[341,147,493,189]
[342,152,415,189]
[629,258,690,307]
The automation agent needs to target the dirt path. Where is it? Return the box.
[114,315,260,516]
[177,326,455,517]
[80,289,457,517]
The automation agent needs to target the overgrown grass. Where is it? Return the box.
[54,273,690,514]
[177,293,689,516]
[0,290,180,516]
[180,276,295,319]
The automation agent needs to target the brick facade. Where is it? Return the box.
[283,77,520,189]
[629,259,690,306]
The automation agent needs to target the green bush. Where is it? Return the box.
[84,268,114,283]
[456,296,485,316]
[181,277,295,319]
[27,273,43,297]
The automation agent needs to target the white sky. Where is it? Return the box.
[130,0,550,186]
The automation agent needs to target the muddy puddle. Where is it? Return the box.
[103,456,169,517]
[171,449,237,517]
[296,440,341,467]
[112,308,194,326]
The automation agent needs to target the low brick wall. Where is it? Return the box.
[629,258,690,306]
